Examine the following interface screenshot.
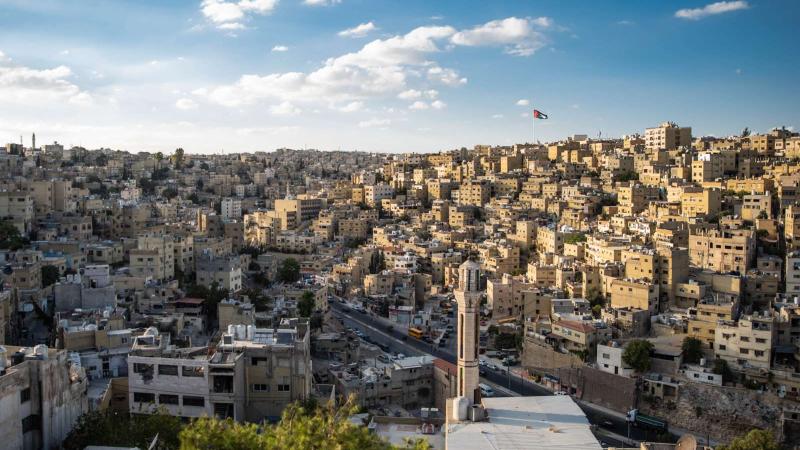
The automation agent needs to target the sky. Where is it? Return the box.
[0,0,798,154]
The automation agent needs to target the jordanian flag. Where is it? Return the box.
[533,109,548,119]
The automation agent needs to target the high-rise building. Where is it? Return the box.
[454,258,481,404]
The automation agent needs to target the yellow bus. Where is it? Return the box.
[408,327,424,339]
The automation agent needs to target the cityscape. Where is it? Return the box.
[0,1,799,450]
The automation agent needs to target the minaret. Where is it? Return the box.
[455,258,482,404]
[31,133,36,150]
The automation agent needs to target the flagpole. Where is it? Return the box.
[532,109,536,145]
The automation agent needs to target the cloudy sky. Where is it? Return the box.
[0,0,797,153]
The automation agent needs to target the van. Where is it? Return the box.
[479,383,495,397]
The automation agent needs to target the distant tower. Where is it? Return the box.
[455,258,482,404]
[31,133,35,150]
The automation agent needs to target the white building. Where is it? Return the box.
[221,197,242,220]
[596,342,634,377]
[786,251,800,294]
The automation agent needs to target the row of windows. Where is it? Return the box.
[132,392,205,407]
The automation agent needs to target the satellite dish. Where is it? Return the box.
[676,434,698,450]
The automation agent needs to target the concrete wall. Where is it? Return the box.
[557,366,637,413]
[521,338,584,374]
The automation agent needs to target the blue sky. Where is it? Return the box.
[0,0,797,153]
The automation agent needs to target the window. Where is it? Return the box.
[22,415,41,433]
[183,396,205,407]
[252,384,269,392]
[20,388,31,403]
[159,394,179,405]
[133,363,154,374]
[278,384,290,392]
[182,366,205,377]
[158,365,179,376]
[133,392,155,403]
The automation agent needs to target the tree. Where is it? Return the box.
[41,265,60,288]
[713,358,734,383]
[741,127,751,137]
[162,187,179,200]
[63,410,182,450]
[622,339,654,373]
[179,397,430,450]
[0,220,27,250]
[172,147,185,169]
[298,291,315,318]
[277,258,301,283]
[681,337,703,364]
[717,429,778,450]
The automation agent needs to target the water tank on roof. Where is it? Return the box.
[237,325,246,340]
[144,327,159,337]
[227,325,236,336]
[85,324,97,331]
[103,310,110,318]
[247,325,255,340]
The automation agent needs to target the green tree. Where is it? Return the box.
[713,358,734,383]
[172,147,185,169]
[681,337,703,364]
[717,429,778,450]
[277,258,301,283]
[162,187,179,200]
[179,396,428,450]
[298,291,315,318]
[41,265,60,288]
[0,220,27,250]
[63,410,182,450]
[622,339,654,373]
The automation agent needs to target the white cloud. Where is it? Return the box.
[175,98,199,110]
[335,101,364,112]
[431,100,446,110]
[304,0,341,5]
[272,45,289,52]
[735,68,742,75]
[195,17,556,111]
[492,114,503,119]
[200,0,278,30]
[450,16,551,57]
[269,101,301,116]
[398,89,421,100]
[427,66,467,86]
[675,1,748,20]
[409,101,429,110]
[358,117,390,128]
[616,20,635,26]
[0,51,90,105]
[338,22,377,38]
[516,99,529,106]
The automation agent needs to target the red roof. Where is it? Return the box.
[433,358,457,375]
[557,320,595,334]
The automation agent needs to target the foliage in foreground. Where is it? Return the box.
[63,409,182,450]
[180,397,429,450]
[717,428,779,450]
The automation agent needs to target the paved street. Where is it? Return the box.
[329,301,653,444]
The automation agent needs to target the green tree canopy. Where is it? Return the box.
[298,291,315,318]
[622,339,654,373]
[681,337,704,364]
[179,397,428,450]
[41,265,60,288]
[277,258,301,283]
[0,220,27,250]
[717,429,778,450]
[172,147,185,169]
[63,410,182,450]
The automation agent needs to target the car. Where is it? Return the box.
[601,420,614,428]
[487,364,499,371]
[446,325,454,331]
[401,336,408,341]
[479,368,487,376]
[479,359,488,366]
[386,325,394,332]
[422,336,433,344]
[438,340,447,347]
[554,391,568,396]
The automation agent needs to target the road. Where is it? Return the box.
[329,301,653,444]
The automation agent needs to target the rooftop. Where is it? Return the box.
[446,396,602,450]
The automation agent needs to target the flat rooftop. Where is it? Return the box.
[446,396,602,450]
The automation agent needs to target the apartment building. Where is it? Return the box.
[221,197,242,220]
[128,322,311,422]
[196,254,242,292]
[609,278,659,312]
[0,345,88,450]
[458,179,490,207]
[645,122,692,150]
[689,229,755,274]
[714,313,775,370]
[0,191,33,234]
[687,299,738,345]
